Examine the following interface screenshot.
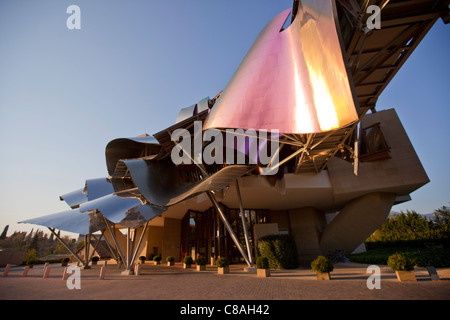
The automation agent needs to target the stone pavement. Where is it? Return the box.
[0,262,449,301]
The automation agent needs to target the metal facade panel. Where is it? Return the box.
[204,0,358,134]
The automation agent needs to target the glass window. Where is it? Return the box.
[359,123,390,161]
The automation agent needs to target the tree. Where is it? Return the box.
[0,225,8,240]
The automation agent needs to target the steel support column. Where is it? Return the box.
[206,191,251,267]
[235,180,254,266]
[129,222,149,267]
[48,227,85,267]
[103,217,127,269]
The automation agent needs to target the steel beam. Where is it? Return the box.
[48,227,85,267]
[206,191,251,267]
[103,217,127,269]
[236,180,254,266]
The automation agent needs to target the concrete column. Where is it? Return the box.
[288,207,327,266]
[320,192,396,255]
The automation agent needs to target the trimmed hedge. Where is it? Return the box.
[256,256,269,269]
[365,238,450,250]
[216,257,229,268]
[350,247,450,268]
[387,253,415,271]
[311,256,334,273]
[257,234,298,269]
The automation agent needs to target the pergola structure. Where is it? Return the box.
[20,0,448,272]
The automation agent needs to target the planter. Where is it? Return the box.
[167,261,175,266]
[316,272,331,280]
[183,263,191,269]
[395,270,417,282]
[218,267,229,274]
[257,269,270,278]
[196,265,206,271]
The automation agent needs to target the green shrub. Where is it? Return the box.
[153,255,162,262]
[139,256,146,262]
[257,234,298,269]
[24,249,38,265]
[196,257,207,266]
[92,256,100,262]
[311,256,334,273]
[166,256,175,262]
[387,253,415,271]
[350,247,450,268]
[256,256,269,269]
[183,256,193,265]
[215,257,229,268]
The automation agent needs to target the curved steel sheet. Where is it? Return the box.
[59,188,88,209]
[175,97,210,124]
[79,193,165,229]
[84,178,115,201]
[19,209,92,235]
[122,158,255,207]
[175,104,196,124]
[105,135,161,176]
[204,0,358,134]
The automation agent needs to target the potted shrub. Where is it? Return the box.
[153,255,162,265]
[216,257,229,274]
[311,256,333,280]
[256,256,270,277]
[166,256,175,266]
[91,256,99,265]
[183,256,193,268]
[61,257,70,267]
[196,257,207,271]
[139,256,146,264]
[387,253,416,282]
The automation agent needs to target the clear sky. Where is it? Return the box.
[0,1,449,237]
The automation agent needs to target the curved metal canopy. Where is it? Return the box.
[204,0,359,134]
[105,134,161,176]
[59,188,88,209]
[120,158,255,207]
[19,209,92,235]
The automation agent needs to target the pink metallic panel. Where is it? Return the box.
[204,0,359,134]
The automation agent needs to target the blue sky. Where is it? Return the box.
[0,1,448,236]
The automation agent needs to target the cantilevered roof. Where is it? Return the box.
[335,0,449,112]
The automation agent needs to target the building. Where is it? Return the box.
[20,0,448,271]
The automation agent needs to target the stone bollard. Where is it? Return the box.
[2,264,11,277]
[134,263,141,276]
[43,266,51,279]
[99,266,106,280]
[23,266,30,277]
[103,260,107,267]
[43,262,49,273]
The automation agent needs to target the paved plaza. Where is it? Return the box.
[1,262,449,301]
